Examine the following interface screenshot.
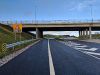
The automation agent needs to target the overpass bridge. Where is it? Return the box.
[0,20,100,39]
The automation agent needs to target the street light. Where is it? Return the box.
[89,4,93,39]
[90,4,93,25]
[34,5,37,25]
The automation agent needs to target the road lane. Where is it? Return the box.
[64,40,100,59]
[73,40,100,51]
[0,40,50,75]
[50,39,100,75]
[0,39,100,75]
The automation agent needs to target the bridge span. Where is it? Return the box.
[1,20,100,39]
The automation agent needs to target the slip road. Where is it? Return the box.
[0,39,100,75]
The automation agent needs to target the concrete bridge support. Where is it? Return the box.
[89,27,92,39]
[86,29,88,36]
[79,31,82,36]
[80,31,82,36]
[79,31,81,37]
[36,28,43,39]
[83,30,85,36]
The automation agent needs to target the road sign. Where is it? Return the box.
[19,24,22,32]
[2,43,7,52]
[12,24,23,41]
[12,24,16,31]
[12,24,23,33]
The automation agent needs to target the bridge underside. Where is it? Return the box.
[22,27,100,39]
[1,21,100,39]
[23,27,100,31]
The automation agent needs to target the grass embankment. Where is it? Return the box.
[0,24,37,58]
[79,34,100,40]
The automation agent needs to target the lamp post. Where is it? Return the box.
[89,5,93,39]
[35,5,37,25]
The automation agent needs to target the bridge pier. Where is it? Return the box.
[83,30,85,36]
[86,28,88,36]
[89,26,92,39]
[80,31,82,36]
[79,31,82,36]
[79,31,81,37]
[36,28,43,39]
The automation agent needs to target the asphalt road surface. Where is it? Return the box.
[0,39,100,75]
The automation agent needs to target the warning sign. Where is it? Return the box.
[12,24,23,33]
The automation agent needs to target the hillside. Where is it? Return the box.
[0,24,35,52]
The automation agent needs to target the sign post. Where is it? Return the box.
[12,24,23,41]
[12,24,17,41]
[19,24,22,41]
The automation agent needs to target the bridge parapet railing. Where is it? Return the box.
[0,20,100,25]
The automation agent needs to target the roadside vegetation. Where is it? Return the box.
[79,34,100,40]
[0,24,37,58]
[44,34,64,39]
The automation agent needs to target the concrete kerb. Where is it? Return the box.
[0,40,41,67]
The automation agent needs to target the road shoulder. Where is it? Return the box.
[0,40,40,67]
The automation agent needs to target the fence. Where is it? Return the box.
[6,39,33,49]
[0,20,100,25]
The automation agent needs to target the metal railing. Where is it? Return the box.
[0,20,100,25]
[6,39,33,49]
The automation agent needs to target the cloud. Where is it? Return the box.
[70,0,96,11]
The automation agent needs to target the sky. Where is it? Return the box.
[0,0,100,36]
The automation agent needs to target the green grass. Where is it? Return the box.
[78,34,100,40]
[0,24,37,58]
[0,40,38,58]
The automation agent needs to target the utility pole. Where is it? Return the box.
[35,5,37,25]
[89,5,93,39]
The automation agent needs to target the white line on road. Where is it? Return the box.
[61,41,100,60]
[78,50,100,60]
[74,45,87,48]
[48,39,55,75]
[84,51,100,56]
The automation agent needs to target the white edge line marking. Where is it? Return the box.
[48,39,55,75]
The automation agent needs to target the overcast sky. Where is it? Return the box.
[0,0,100,36]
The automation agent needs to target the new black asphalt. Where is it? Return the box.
[0,39,100,75]
[0,40,50,75]
[50,40,100,75]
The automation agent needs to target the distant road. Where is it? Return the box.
[0,39,100,75]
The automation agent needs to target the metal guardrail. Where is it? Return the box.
[6,39,33,49]
[0,20,100,25]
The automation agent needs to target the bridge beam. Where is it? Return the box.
[36,28,43,39]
